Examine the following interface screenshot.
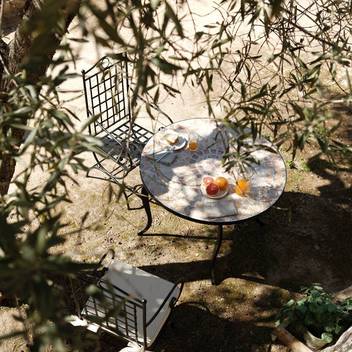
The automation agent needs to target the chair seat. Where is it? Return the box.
[82,260,181,347]
[92,122,153,181]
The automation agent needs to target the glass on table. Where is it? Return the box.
[232,166,254,197]
[188,132,199,151]
[234,178,250,196]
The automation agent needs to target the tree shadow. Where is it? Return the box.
[155,302,273,352]
[307,154,352,198]
[221,189,352,292]
[227,184,352,292]
[97,302,274,352]
[140,186,352,294]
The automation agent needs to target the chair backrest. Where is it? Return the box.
[82,54,131,137]
[75,276,148,348]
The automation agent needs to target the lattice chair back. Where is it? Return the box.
[82,278,148,348]
[82,55,153,182]
[82,54,131,137]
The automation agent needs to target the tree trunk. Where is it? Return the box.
[0,155,16,196]
[0,38,9,89]
[0,0,27,36]
[0,0,80,196]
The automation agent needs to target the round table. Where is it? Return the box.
[139,118,287,284]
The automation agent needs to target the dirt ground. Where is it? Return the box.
[1,1,352,351]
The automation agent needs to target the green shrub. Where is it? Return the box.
[276,285,352,344]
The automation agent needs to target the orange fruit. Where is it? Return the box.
[214,176,229,191]
[234,178,250,196]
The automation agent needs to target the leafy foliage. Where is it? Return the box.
[276,285,352,344]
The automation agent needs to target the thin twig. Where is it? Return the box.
[0,0,4,39]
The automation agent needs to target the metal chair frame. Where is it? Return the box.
[82,54,153,183]
[83,54,180,233]
[70,251,183,349]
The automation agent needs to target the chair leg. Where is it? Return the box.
[211,225,223,285]
[124,185,145,211]
[138,186,152,236]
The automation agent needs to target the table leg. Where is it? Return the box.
[211,224,223,285]
[138,186,152,236]
[256,218,265,227]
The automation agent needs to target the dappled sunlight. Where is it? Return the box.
[2,0,352,350]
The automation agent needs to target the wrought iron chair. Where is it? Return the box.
[82,54,171,213]
[82,53,149,181]
[70,251,183,352]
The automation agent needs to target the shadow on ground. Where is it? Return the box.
[141,185,352,293]
[99,302,276,352]
[155,302,274,352]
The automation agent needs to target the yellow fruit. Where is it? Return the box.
[214,176,229,191]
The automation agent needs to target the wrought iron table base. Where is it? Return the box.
[138,186,153,236]
[138,200,225,285]
[211,225,223,285]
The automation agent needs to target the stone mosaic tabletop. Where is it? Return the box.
[140,118,287,224]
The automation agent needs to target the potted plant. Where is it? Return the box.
[276,285,352,350]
